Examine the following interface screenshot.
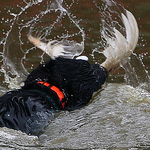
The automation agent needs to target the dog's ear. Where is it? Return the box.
[28,34,84,59]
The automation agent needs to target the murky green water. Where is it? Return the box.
[0,0,150,149]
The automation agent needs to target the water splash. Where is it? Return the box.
[0,0,85,90]
[92,0,150,89]
[0,0,149,91]
[92,0,124,54]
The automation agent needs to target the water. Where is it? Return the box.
[0,0,150,149]
[38,84,150,149]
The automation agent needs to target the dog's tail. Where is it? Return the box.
[101,10,139,72]
[27,35,84,59]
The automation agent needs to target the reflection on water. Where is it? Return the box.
[0,0,150,149]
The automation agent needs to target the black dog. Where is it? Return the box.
[0,57,108,135]
[0,10,138,135]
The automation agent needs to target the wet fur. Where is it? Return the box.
[0,58,108,135]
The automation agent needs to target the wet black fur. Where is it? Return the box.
[0,57,108,135]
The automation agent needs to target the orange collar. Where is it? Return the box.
[37,81,65,109]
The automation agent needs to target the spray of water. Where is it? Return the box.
[93,0,150,90]
[0,0,149,92]
[0,0,85,91]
